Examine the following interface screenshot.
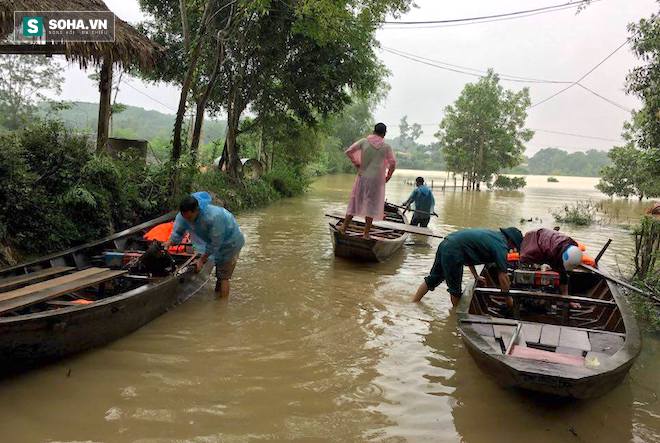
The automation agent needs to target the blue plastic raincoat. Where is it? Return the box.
[404,185,435,215]
[170,192,245,264]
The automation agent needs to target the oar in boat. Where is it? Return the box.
[325,212,444,238]
[386,202,438,217]
[579,264,660,304]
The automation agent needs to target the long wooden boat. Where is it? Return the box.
[0,213,213,375]
[457,265,641,398]
[329,203,409,262]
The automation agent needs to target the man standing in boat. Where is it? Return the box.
[519,227,583,306]
[402,176,435,227]
[164,192,245,298]
[412,227,523,307]
[339,123,397,239]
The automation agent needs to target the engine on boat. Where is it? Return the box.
[102,241,176,277]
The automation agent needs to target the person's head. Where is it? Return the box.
[179,195,200,222]
[500,227,523,251]
[374,122,387,137]
[415,177,425,187]
[562,245,583,271]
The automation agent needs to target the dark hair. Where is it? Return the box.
[374,122,387,136]
[179,196,199,213]
[416,176,424,186]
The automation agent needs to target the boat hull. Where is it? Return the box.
[461,330,635,398]
[0,265,211,375]
[457,267,641,399]
[0,213,215,375]
[330,225,406,262]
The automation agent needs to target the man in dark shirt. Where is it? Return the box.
[520,228,583,301]
[413,227,523,307]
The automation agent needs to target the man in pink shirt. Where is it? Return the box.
[339,123,397,239]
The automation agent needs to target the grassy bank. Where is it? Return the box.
[0,121,307,267]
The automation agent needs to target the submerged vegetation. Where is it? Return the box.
[551,201,597,226]
[489,175,527,191]
[630,216,660,331]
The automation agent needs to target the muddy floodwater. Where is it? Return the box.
[0,170,657,442]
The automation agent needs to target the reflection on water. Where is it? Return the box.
[0,170,656,442]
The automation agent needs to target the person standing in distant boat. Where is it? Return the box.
[339,123,397,239]
[402,176,435,227]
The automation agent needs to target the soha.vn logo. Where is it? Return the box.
[22,16,44,37]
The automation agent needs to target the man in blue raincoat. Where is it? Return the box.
[164,192,245,298]
[402,177,435,227]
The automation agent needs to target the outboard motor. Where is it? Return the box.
[137,242,176,276]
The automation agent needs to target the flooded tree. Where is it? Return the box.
[436,70,533,190]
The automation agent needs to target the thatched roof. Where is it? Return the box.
[0,0,161,70]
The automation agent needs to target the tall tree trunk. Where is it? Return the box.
[171,0,212,165]
[226,102,241,178]
[190,98,205,165]
[190,36,226,162]
[179,0,191,52]
[96,55,112,153]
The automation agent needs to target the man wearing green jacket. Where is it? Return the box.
[413,227,522,307]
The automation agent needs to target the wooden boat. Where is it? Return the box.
[0,213,213,375]
[329,203,409,262]
[457,265,641,398]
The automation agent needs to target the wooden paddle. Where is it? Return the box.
[325,212,444,238]
[386,202,438,217]
[579,264,660,303]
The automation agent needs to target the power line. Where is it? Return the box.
[529,40,628,108]
[381,47,573,84]
[383,0,601,29]
[530,128,624,142]
[122,80,178,112]
[576,83,632,112]
[416,122,622,143]
[382,0,593,25]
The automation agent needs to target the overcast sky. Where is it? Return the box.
[57,0,658,154]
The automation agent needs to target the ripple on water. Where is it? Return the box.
[131,408,175,423]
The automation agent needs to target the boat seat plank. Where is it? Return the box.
[589,332,624,355]
[493,325,516,339]
[521,323,542,344]
[476,287,617,307]
[326,213,440,237]
[0,269,126,314]
[540,325,561,347]
[559,328,592,351]
[471,323,494,337]
[0,267,108,303]
[510,345,585,367]
[0,266,75,293]
[556,347,585,357]
[482,336,503,353]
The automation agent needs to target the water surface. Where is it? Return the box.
[0,171,657,442]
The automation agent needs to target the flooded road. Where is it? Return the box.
[0,170,657,442]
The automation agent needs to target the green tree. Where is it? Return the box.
[597,6,660,200]
[0,55,64,130]
[597,121,660,200]
[213,0,411,177]
[436,71,533,189]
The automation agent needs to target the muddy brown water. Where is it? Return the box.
[0,171,657,442]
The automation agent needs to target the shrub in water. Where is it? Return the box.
[551,200,596,226]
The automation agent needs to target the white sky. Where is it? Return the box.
[56,0,657,154]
